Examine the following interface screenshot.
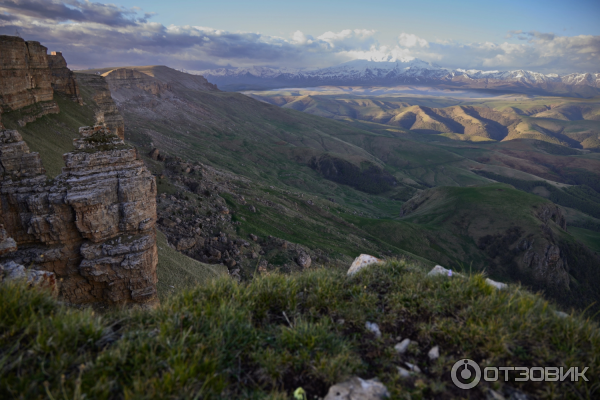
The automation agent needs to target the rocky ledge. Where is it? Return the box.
[0,126,158,307]
[0,35,82,128]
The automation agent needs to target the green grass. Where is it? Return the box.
[569,227,600,253]
[0,91,96,178]
[1,260,598,399]
[156,230,228,300]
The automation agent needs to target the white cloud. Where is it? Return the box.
[398,33,428,48]
[0,1,598,73]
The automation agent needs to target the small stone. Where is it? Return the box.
[248,205,257,213]
[405,362,421,373]
[394,338,411,354]
[554,311,569,318]
[324,377,389,400]
[365,322,382,339]
[337,319,345,325]
[250,234,258,241]
[397,367,411,378]
[485,278,507,290]
[428,346,439,361]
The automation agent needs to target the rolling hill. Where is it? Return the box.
[67,66,600,314]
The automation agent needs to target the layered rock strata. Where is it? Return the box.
[0,35,83,127]
[75,73,125,139]
[103,68,171,96]
[48,51,83,105]
[0,127,158,307]
[0,36,54,111]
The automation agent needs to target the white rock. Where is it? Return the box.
[405,362,421,373]
[427,265,452,277]
[324,377,389,400]
[365,322,381,339]
[554,311,569,318]
[485,278,507,290]
[2,261,26,281]
[428,346,439,361]
[394,338,411,353]
[397,366,412,378]
[347,254,383,276]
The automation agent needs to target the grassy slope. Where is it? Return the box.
[1,260,598,399]
[0,91,96,178]
[346,184,551,273]
[156,230,228,300]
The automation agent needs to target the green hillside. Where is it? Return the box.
[9,66,600,316]
[2,260,598,399]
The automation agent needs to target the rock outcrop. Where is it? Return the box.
[102,68,171,96]
[0,36,54,112]
[0,126,158,307]
[0,224,17,255]
[0,36,84,128]
[75,73,125,139]
[47,51,83,105]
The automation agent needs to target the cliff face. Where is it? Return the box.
[102,68,171,97]
[47,51,83,105]
[0,35,83,128]
[75,73,125,139]
[0,36,54,112]
[0,126,158,307]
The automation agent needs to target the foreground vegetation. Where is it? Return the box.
[1,260,598,399]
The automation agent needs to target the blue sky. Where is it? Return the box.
[1,0,599,73]
[113,0,600,43]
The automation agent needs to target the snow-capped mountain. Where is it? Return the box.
[199,58,600,96]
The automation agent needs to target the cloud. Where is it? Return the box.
[412,33,600,73]
[0,1,597,74]
[0,0,147,27]
[398,33,428,48]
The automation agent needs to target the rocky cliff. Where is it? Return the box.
[102,68,171,97]
[47,51,83,105]
[0,126,158,307]
[75,73,125,139]
[0,35,83,128]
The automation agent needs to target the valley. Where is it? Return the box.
[66,66,600,315]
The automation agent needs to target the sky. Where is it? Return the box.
[0,0,599,74]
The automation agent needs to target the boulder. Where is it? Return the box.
[427,265,454,277]
[324,377,389,400]
[176,237,197,251]
[0,261,56,290]
[347,254,383,276]
[0,224,17,256]
[296,251,312,269]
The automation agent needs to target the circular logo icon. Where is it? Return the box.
[451,359,481,389]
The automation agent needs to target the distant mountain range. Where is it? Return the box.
[199,59,600,97]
